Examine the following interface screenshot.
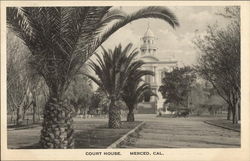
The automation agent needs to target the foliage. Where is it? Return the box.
[7,31,30,115]
[87,44,136,100]
[87,43,159,124]
[122,60,156,121]
[7,31,46,125]
[90,88,128,115]
[96,88,110,114]
[7,7,179,100]
[159,66,196,111]
[123,81,155,110]
[89,88,109,114]
[122,60,155,109]
[167,103,178,113]
[66,72,93,115]
[142,89,155,102]
[89,93,102,113]
[7,6,179,146]
[187,81,226,116]
[87,43,140,127]
[194,7,240,123]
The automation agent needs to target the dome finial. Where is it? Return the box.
[144,21,154,37]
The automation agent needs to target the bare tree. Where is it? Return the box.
[7,31,31,125]
[194,7,240,124]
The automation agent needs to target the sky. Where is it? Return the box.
[100,6,230,66]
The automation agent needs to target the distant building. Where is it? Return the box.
[136,25,178,114]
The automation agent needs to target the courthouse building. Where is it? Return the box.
[136,25,178,114]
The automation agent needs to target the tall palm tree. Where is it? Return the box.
[87,43,138,128]
[7,6,179,148]
[122,69,157,122]
[87,44,157,126]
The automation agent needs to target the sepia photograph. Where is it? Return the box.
[1,1,250,161]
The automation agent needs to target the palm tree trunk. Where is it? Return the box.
[108,99,121,128]
[40,97,74,148]
[127,106,135,122]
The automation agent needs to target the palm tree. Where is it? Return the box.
[87,44,158,126]
[122,69,157,122]
[7,6,179,148]
[87,43,138,128]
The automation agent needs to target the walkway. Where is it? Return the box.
[7,115,240,148]
[121,115,240,148]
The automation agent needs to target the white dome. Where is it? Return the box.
[144,28,155,37]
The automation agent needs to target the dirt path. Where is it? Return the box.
[121,115,240,148]
[7,115,240,149]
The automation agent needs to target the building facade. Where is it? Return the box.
[136,26,178,114]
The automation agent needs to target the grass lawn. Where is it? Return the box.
[7,117,141,149]
[74,121,141,148]
[205,119,240,132]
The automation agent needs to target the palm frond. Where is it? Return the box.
[84,73,102,88]
[97,6,179,48]
[7,6,179,100]
[7,7,36,50]
[100,9,127,24]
